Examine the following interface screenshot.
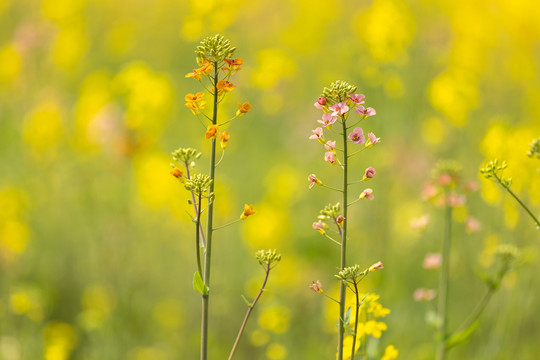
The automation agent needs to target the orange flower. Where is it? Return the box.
[185,92,204,102]
[240,204,256,220]
[185,69,203,80]
[236,102,252,116]
[222,58,244,72]
[170,168,184,182]
[199,59,213,74]
[216,80,237,93]
[219,132,230,149]
[205,124,219,139]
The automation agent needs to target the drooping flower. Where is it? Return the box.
[329,101,349,116]
[348,93,365,104]
[365,132,380,148]
[317,97,327,106]
[324,151,336,165]
[216,80,237,93]
[314,102,323,110]
[312,220,325,235]
[324,140,336,152]
[336,216,344,226]
[355,105,376,117]
[359,188,374,200]
[240,204,256,220]
[423,253,441,270]
[185,59,213,80]
[348,127,365,144]
[363,166,376,180]
[369,261,383,272]
[317,113,338,128]
[446,193,466,207]
[309,280,323,293]
[236,102,252,116]
[205,124,219,139]
[219,132,230,149]
[308,174,323,189]
[413,288,436,302]
[222,58,243,72]
[309,127,324,142]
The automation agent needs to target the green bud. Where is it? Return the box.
[319,202,341,220]
[321,80,358,105]
[172,147,201,165]
[196,34,236,64]
[256,249,282,269]
[527,138,540,159]
[184,174,212,194]
[335,264,366,282]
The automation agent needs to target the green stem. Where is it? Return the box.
[454,287,494,337]
[494,174,540,228]
[201,60,219,360]
[350,282,360,360]
[436,198,452,360]
[213,218,241,231]
[322,184,344,192]
[338,115,349,360]
[228,267,271,360]
[185,160,206,248]
[195,192,203,277]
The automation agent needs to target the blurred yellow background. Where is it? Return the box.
[1,0,539,359]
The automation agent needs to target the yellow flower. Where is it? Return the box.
[217,80,237,93]
[199,59,213,74]
[381,345,399,360]
[219,131,230,149]
[185,69,203,80]
[185,92,204,102]
[236,102,252,116]
[222,58,244,72]
[240,204,256,220]
[205,125,219,139]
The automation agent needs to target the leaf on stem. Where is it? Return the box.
[193,271,209,295]
[445,321,480,350]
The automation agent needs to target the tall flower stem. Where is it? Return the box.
[436,198,452,360]
[338,115,349,360]
[228,267,271,360]
[195,191,203,277]
[185,159,207,247]
[201,61,219,360]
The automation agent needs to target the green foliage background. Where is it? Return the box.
[0,0,539,359]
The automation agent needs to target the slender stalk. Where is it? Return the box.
[186,160,207,248]
[195,191,203,276]
[350,282,360,360]
[454,287,494,335]
[201,60,219,360]
[228,268,271,360]
[213,219,241,231]
[436,198,452,360]
[338,115,349,360]
[494,174,540,228]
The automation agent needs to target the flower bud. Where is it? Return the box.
[317,97,327,105]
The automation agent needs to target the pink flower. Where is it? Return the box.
[317,113,338,127]
[410,215,430,231]
[309,127,324,141]
[465,216,481,234]
[413,288,436,302]
[324,151,336,165]
[312,220,325,234]
[464,180,478,192]
[359,188,374,200]
[349,93,366,104]
[310,280,323,293]
[308,174,322,189]
[314,102,323,110]
[366,132,380,147]
[447,193,466,207]
[421,182,438,201]
[369,261,384,272]
[438,174,452,186]
[348,127,365,144]
[329,102,349,116]
[423,253,441,270]
[317,97,327,106]
[325,140,336,151]
[363,166,376,180]
[355,105,376,117]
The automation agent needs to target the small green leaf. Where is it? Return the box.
[344,306,352,327]
[193,271,209,295]
[446,321,480,350]
[241,295,252,307]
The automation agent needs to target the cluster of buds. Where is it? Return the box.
[480,159,512,188]
[184,174,213,195]
[255,249,282,270]
[195,34,236,65]
[335,262,383,284]
[172,147,201,165]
